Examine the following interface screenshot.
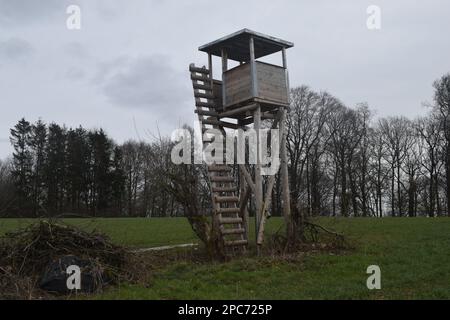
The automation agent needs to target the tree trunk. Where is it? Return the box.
[340,158,348,217]
[446,149,450,217]
[391,165,395,217]
[397,159,402,217]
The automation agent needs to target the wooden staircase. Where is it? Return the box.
[189,64,248,255]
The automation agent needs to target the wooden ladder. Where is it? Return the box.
[189,64,248,255]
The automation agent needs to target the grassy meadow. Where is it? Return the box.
[1,217,449,300]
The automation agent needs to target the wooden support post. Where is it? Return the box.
[282,47,291,107]
[280,108,292,240]
[238,119,250,234]
[221,49,228,109]
[281,47,293,239]
[239,165,256,194]
[222,49,228,72]
[282,47,287,68]
[208,53,213,89]
[254,105,263,253]
[249,37,258,98]
[257,174,277,245]
[256,110,284,245]
[239,186,251,233]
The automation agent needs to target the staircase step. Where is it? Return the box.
[216,196,239,203]
[209,165,232,172]
[210,176,234,183]
[193,83,212,91]
[195,110,218,117]
[195,92,215,99]
[221,228,245,235]
[191,74,210,82]
[218,208,240,214]
[224,240,248,247]
[196,101,215,108]
[219,217,243,224]
[189,65,210,74]
[212,186,238,193]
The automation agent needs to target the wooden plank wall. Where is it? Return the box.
[212,80,224,110]
[224,63,252,107]
[223,62,288,108]
[256,62,288,104]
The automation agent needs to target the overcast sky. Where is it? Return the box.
[0,0,449,159]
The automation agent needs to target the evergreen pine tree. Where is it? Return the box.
[30,119,47,215]
[9,118,33,214]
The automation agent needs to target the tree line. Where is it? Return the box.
[282,73,450,217]
[0,73,449,218]
[0,120,177,217]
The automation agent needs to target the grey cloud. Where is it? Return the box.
[0,0,450,160]
[93,56,131,84]
[101,56,190,113]
[63,42,90,60]
[0,0,133,26]
[93,0,122,21]
[0,37,33,60]
[65,67,86,81]
[0,0,66,25]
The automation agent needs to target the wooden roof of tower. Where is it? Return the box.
[199,29,294,62]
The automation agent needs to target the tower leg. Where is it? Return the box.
[280,108,293,240]
[254,105,263,254]
[238,120,250,235]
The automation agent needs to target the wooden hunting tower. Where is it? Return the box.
[189,29,293,256]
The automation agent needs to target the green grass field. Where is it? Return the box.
[1,217,449,300]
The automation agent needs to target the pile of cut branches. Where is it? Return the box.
[269,222,349,255]
[301,221,347,249]
[0,220,135,299]
[0,267,35,300]
[269,204,350,255]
